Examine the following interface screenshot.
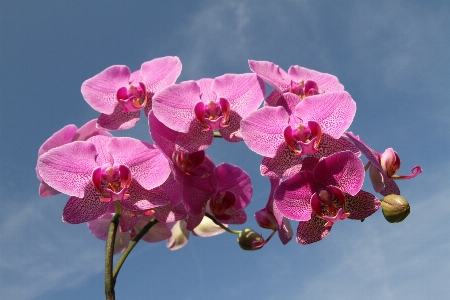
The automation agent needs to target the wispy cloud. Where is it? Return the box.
[0,196,104,300]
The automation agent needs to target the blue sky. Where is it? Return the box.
[1,1,449,299]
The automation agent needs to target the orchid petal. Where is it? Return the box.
[140,56,182,93]
[296,215,331,245]
[248,60,290,92]
[313,151,365,196]
[274,171,316,221]
[346,190,381,220]
[81,65,131,115]
[107,137,171,190]
[241,106,289,158]
[294,91,356,139]
[38,141,98,198]
[152,80,201,133]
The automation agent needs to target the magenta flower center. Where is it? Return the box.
[194,98,231,131]
[116,82,148,112]
[290,79,319,98]
[210,190,236,220]
[311,187,350,227]
[172,150,211,177]
[283,121,323,156]
[92,164,132,202]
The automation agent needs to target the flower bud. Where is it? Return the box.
[381,194,410,223]
[237,228,264,251]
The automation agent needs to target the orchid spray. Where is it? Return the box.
[36,57,422,299]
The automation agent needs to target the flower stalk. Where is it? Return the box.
[105,202,121,300]
[205,212,241,235]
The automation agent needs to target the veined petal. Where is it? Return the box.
[346,190,381,220]
[38,141,99,198]
[97,106,140,130]
[152,80,201,133]
[294,91,356,139]
[63,183,109,223]
[274,171,316,221]
[287,65,344,93]
[241,106,289,158]
[213,73,265,118]
[107,137,171,190]
[248,60,290,92]
[214,163,252,210]
[296,215,331,245]
[140,56,182,93]
[313,151,365,196]
[81,65,131,115]
[260,143,303,179]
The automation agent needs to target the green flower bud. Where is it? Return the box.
[381,194,410,223]
[237,228,264,251]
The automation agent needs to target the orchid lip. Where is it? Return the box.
[311,186,350,227]
[194,98,231,131]
[283,121,322,156]
[117,82,148,112]
[92,164,132,202]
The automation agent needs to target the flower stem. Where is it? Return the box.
[112,218,159,282]
[105,202,121,300]
[213,131,223,138]
[204,212,241,235]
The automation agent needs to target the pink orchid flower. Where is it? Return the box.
[274,151,380,244]
[344,132,422,196]
[81,56,182,130]
[241,90,356,178]
[151,73,265,148]
[37,135,171,224]
[36,119,111,197]
[249,60,344,114]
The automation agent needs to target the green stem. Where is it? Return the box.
[105,202,121,300]
[112,218,159,282]
[213,131,223,138]
[205,212,241,235]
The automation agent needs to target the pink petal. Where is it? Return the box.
[38,141,99,198]
[346,190,381,220]
[274,171,316,221]
[313,151,365,196]
[296,215,331,245]
[73,119,112,141]
[97,106,140,130]
[107,137,171,190]
[152,80,201,133]
[88,135,113,166]
[344,132,382,170]
[154,202,187,223]
[379,177,400,196]
[260,144,303,179]
[213,73,265,118]
[140,56,182,93]
[149,112,213,156]
[287,65,344,93]
[214,163,252,210]
[241,106,289,158]
[37,124,78,158]
[311,134,360,159]
[248,60,290,92]
[294,91,356,139]
[196,78,215,100]
[63,184,109,223]
[81,65,131,115]
[39,182,60,197]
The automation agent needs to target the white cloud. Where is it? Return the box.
[0,196,104,300]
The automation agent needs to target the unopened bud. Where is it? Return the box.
[381,194,410,223]
[237,228,264,251]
